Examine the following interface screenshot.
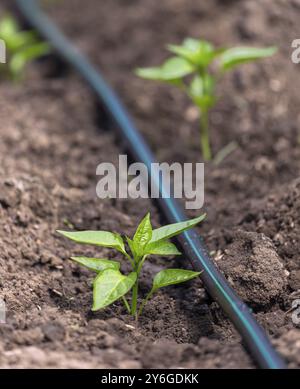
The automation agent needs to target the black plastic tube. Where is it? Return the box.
[15,0,286,369]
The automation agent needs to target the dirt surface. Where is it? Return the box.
[0,0,300,368]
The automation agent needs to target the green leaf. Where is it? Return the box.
[167,44,198,62]
[136,56,194,81]
[0,16,42,52]
[92,269,137,311]
[159,56,194,79]
[220,46,277,71]
[145,240,181,256]
[182,37,201,50]
[150,214,206,244]
[133,213,152,250]
[152,269,201,292]
[70,257,120,273]
[135,66,164,80]
[0,15,19,40]
[7,31,38,52]
[168,38,216,67]
[126,236,137,257]
[10,42,50,78]
[57,230,126,254]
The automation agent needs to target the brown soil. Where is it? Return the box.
[0,0,299,368]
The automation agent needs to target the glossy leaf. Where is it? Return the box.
[126,236,138,258]
[152,269,201,292]
[70,257,120,272]
[167,43,198,63]
[57,230,126,254]
[133,213,152,250]
[150,214,206,244]
[220,46,277,71]
[145,240,181,256]
[92,270,137,311]
[136,56,194,81]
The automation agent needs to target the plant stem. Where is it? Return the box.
[130,255,147,317]
[124,252,135,268]
[131,280,138,317]
[122,296,131,314]
[200,108,212,161]
[137,255,147,274]
[137,289,154,318]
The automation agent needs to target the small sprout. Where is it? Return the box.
[0,14,50,80]
[136,38,277,161]
[57,213,205,318]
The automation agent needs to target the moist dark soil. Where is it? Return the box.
[0,0,300,368]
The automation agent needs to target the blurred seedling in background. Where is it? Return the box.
[136,38,277,162]
[0,14,50,80]
[57,213,205,319]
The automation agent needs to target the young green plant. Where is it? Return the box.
[57,213,205,319]
[136,38,277,161]
[0,15,50,80]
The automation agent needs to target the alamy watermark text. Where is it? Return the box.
[96,155,204,210]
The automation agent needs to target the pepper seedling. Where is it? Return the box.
[57,213,205,319]
[136,38,277,161]
[0,14,50,80]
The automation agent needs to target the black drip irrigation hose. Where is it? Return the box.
[15,0,286,369]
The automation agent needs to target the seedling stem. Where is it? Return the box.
[200,108,211,161]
